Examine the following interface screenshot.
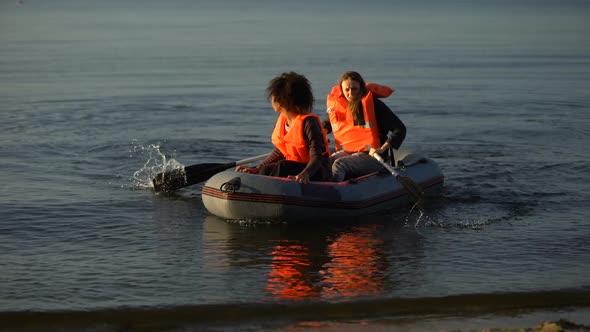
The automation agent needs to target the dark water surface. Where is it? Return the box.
[1,0,589,330]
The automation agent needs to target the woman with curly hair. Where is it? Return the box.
[236,72,331,183]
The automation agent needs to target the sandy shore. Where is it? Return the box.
[481,319,590,331]
[282,308,590,332]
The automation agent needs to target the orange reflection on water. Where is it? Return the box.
[266,241,319,300]
[266,225,384,300]
[320,225,384,298]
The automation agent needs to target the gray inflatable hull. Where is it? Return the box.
[202,150,444,222]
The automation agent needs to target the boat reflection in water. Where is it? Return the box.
[201,214,421,302]
[266,224,386,300]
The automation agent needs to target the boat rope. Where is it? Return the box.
[220,177,241,193]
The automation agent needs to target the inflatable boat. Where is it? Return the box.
[202,150,444,222]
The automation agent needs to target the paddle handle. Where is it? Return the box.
[234,153,271,167]
[373,153,399,177]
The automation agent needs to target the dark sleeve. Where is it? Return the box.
[302,117,331,179]
[257,148,284,168]
[322,118,332,134]
[374,98,406,149]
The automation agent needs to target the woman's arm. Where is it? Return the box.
[374,98,406,149]
[236,148,284,173]
[298,117,330,182]
[322,118,332,134]
[258,148,284,168]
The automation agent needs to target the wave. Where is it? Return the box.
[2,287,589,332]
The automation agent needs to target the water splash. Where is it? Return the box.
[408,202,425,227]
[408,204,508,230]
[128,140,184,190]
[231,218,277,226]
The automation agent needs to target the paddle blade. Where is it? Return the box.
[152,162,235,192]
[397,175,425,210]
[152,168,187,193]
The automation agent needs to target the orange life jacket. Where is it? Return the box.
[271,113,330,163]
[326,83,394,152]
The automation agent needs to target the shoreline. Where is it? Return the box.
[2,306,590,332]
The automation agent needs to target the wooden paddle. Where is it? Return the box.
[152,153,270,192]
[373,152,425,211]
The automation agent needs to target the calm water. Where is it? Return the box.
[1,0,589,330]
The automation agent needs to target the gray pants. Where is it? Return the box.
[331,150,385,182]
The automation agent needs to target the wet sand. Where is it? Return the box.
[283,307,590,332]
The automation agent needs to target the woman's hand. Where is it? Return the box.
[369,147,384,157]
[235,166,259,174]
[295,171,310,184]
[369,143,390,157]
